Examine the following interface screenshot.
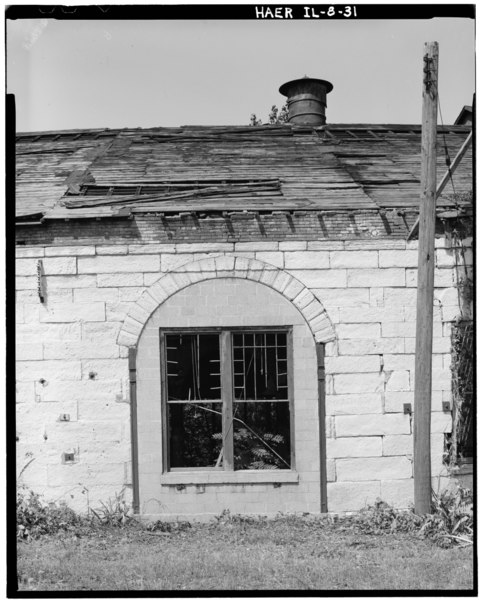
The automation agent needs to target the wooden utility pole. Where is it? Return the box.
[413,42,439,515]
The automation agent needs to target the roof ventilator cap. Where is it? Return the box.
[279,76,333,126]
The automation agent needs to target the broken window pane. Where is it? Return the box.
[233,401,291,470]
[168,402,223,468]
[232,332,288,400]
[163,329,292,472]
[166,333,221,401]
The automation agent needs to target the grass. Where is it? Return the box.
[17,515,474,591]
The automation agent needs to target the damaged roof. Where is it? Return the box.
[15,123,472,221]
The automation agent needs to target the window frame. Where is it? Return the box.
[159,326,295,473]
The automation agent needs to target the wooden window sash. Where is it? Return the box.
[160,327,294,473]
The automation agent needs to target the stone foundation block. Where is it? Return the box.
[325,355,380,374]
[78,255,160,274]
[80,358,128,381]
[33,379,122,403]
[307,241,344,250]
[97,273,144,287]
[407,268,455,288]
[16,381,35,403]
[430,368,453,392]
[47,275,97,289]
[43,341,120,360]
[313,288,370,308]
[385,371,410,392]
[45,420,123,446]
[47,462,125,487]
[435,248,456,268]
[16,277,36,290]
[161,254,194,271]
[39,302,105,323]
[78,400,129,421]
[336,456,412,482]
[382,354,415,371]
[15,323,81,343]
[382,435,413,456]
[279,242,307,251]
[384,391,414,413]
[336,323,381,339]
[405,336,451,354]
[16,343,43,361]
[338,307,399,323]
[119,287,145,302]
[435,287,460,308]
[347,268,405,288]
[16,305,25,323]
[336,413,410,437]
[369,288,384,307]
[325,393,382,415]
[382,321,443,338]
[256,251,284,268]
[106,302,133,322]
[16,259,38,276]
[234,242,278,251]
[404,304,442,322]
[431,412,452,434]
[45,246,95,257]
[327,437,382,459]
[383,288,417,307]
[380,478,414,508]
[407,368,451,392]
[73,288,119,303]
[284,251,329,269]
[79,441,131,463]
[378,250,418,268]
[43,257,77,275]
[291,269,347,288]
[333,372,383,395]
[17,399,79,424]
[96,245,128,255]
[127,244,172,254]
[330,250,378,269]
[16,360,82,382]
[16,247,45,258]
[441,304,461,322]
[327,481,381,512]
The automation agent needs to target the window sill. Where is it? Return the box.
[160,470,299,485]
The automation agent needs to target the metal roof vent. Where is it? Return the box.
[279,76,333,126]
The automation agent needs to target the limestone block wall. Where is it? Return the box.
[15,235,470,513]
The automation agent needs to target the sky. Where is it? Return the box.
[7,14,475,132]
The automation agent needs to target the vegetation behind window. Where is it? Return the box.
[163,330,292,471]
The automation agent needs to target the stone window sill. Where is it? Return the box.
[160,470,299,485]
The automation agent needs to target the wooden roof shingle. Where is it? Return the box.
[15,124,472,220]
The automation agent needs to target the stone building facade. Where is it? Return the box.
[15,80,473,517]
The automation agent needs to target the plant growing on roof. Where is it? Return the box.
[250,104,288,126]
